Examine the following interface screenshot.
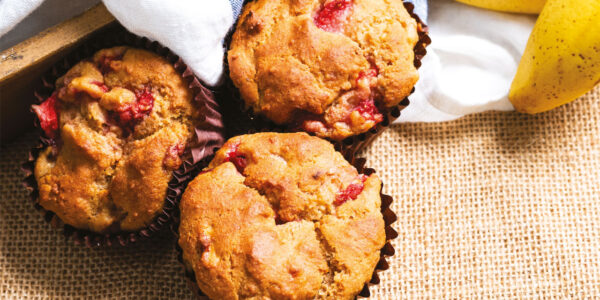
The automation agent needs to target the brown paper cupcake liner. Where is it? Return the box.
[220,0,431,156]
[171,146,398,299]
[21,24,225,247]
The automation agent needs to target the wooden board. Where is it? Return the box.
[0,3,116,143]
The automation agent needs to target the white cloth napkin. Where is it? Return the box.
[0,0,44,37]
[0,0,538,122]
[401,0,536,122]
[102,0,232,86]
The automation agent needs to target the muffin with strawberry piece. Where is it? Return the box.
[178,132,386,299]
[32,46,207,234]
[228,0,421,140]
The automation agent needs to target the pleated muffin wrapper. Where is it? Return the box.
[21,25,225,247]
[220,0,431,157]
[171,146,398,299]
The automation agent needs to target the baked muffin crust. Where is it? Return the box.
[228,0,419,140]
[178,132,386,299]
[33,46,202,233]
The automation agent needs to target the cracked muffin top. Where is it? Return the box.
[178,132,385,299]
[33,46,204,233]
[228,0,420,140]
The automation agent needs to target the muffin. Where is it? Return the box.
[178,132,386,299]
[32,46,206,233]
[228,0,421,140]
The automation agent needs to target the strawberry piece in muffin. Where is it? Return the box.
[334,174,368,206]
[314,0,353,32]
[349,64,383,125]
[223,143,247,173]
[32,93,60,139]
[163,143,185,169]
[114,87,155,131]
[90,80,109,92]
[350,98,383,124]
[97,50,125,74]
[356,64,379,84]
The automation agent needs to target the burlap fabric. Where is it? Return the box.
[2,86,599,299]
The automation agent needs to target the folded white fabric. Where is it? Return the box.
[0,0,44,37]
[103,0,232,86]
[0,0,538,122]
[400,0,536,122]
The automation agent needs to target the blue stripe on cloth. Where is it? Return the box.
[229,0,427,23]
[230,0,244,20]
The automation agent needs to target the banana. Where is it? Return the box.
[509,0,600,114]
[455,0,546,14]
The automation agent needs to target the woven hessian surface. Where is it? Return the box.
[2,86,599,299]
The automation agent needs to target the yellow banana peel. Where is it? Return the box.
[509,0,600,114]
[455,0,546,14]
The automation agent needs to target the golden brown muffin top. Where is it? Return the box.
[178,132,386,299]
[33,46,202,233]
[228,0,419,140]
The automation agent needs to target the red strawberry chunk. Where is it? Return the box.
[167,143,185,157]
[314,0,353,32]
[334,174,368,206]
[354,98,383,123]
[163,143,185,169]
[115,87,155,131]
[91,80,109,92]
[357,66,379,83]
[198,233,212,263]
[224,143,247,173]
[32,93,59,139]
[98,54,123,74]
[352,62,383,123]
